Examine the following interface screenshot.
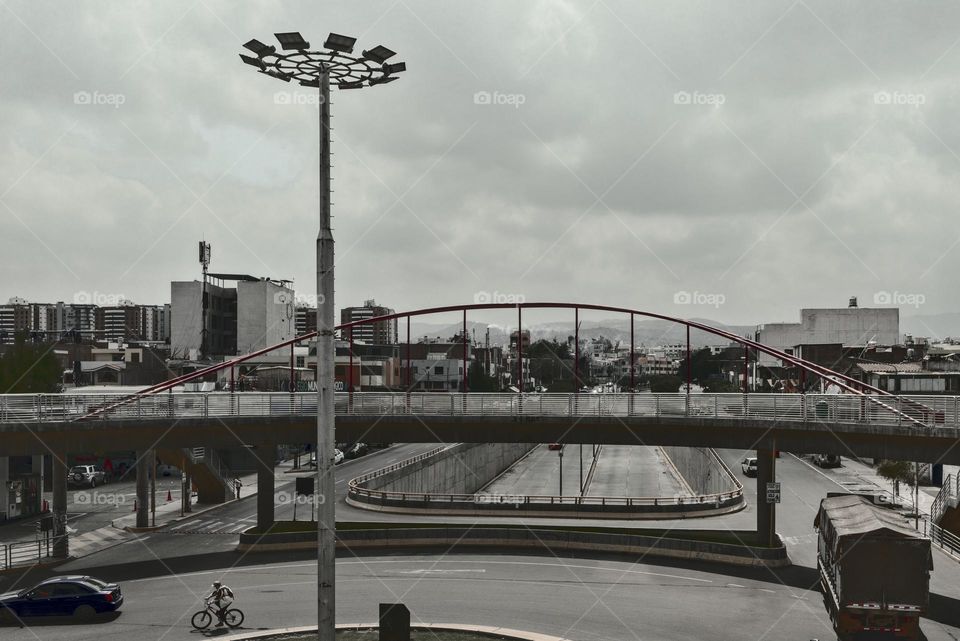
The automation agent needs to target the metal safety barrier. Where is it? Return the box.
[0,535,67,570]
[0,392,953,429]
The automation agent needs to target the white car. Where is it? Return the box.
[741,457,758,477]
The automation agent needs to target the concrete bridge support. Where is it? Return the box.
[254,442,275,532]
[756,446,777,547]
[51,452,67,558]
[136,451,151,528]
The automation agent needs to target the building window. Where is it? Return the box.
[434,366,444,375]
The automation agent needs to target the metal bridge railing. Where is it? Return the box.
[0,392,954,428]
[923,519,960,562]
[347,446,744,510]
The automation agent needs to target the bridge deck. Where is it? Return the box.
[0,393,957,462]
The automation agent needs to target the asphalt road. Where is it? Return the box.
[0,554,860,641]
[6,552,960,641]
[4,445,960,640]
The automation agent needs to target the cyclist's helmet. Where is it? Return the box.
[213,581,222,588]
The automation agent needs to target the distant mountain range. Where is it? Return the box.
[404,311,960,348]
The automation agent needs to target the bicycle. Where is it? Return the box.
[190,599,244,630]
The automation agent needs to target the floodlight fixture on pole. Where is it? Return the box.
[238,31,405,641]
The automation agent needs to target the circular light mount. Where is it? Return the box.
[241,32,405,89]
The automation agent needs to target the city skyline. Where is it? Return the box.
[2,3,959,324]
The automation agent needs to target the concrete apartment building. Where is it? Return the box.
[236,280,295,355]
[755,302,899,366]
[171,276,294,359]
[295,305,317,336]
[0,299,143,343]
[171,280,237,358]
[340,299,397,344]
[95,303,171,343]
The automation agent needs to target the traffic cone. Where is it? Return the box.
[166,490,173,503]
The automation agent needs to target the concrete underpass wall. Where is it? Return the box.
[660,447,739,496]
[361,443,536,495]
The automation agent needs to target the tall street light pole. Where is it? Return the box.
[239,32,406,641]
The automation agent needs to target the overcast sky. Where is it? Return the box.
[2,1,959,328]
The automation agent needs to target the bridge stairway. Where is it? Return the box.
[156,447,234,504]
[932,473,960,536]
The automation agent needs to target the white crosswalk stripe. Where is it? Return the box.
[157,516,253,535]
[67,525,135,558]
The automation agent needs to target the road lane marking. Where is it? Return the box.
[130,557,713,584]
[393,569,486,575]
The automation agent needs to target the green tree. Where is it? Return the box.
[526,339,571,360]
[0,335,62,393]
[467,360,499,392]
[876,460,914,503]
[649,375,682,393]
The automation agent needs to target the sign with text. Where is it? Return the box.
[766,482,781,504]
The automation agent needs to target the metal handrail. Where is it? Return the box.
[925,519,960,561]
[0,535,67,570]
[347,444,744,508]
[931,473,959,524]
[2,392,955,430]
[347,486,743,507]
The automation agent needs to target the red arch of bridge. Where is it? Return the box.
[79,302,924,426]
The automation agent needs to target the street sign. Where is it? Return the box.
[766,482,781,504]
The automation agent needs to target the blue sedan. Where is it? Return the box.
[0,575,123,621]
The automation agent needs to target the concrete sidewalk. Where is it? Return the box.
[62,459,301,561]
[795,454,959,516]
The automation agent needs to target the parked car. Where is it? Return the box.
[547,443,564,451]
[741,457,758,477]
[157,464,179,477]
[67,465,106,488]
[0,575,123,621]
[814,454,841,468]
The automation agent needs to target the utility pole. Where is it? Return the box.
[240,32,405,641]
[198,241,211,360]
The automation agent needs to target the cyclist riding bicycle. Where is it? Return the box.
[205,580,235,626]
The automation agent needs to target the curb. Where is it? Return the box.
[658,446,696,496]
[237,526,788,568]
[220,622,572,641]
